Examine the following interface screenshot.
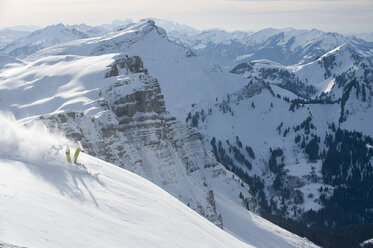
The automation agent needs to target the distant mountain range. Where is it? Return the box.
[1,18,372,63]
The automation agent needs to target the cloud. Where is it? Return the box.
[0,112,71,165]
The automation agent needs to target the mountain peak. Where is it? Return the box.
[133,19,167,38]
[55,23,65,28]
[139,18,155,26]
[36,23,72,34]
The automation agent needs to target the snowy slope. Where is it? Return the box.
[187,79,340,217]
[0,113,252,248]
[0,55,25,70]
[0,54,115,118]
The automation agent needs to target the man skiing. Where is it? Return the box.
[65,141,84,166]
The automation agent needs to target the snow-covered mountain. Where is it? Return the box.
[0,21,317,247]
[97,18,198,35]
[168,27,367,69]
[26,20,247,119]
[0,24,89,58]
[233,43,373,100]
[0,23,114,56]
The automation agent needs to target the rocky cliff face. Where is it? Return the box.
[40,54,255,228]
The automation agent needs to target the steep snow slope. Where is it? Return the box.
[0,24,88,58]
[0,113,253,248]
[27,20,247,119]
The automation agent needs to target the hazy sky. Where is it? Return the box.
[0,0,372,34]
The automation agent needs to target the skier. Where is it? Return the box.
[65,141,84,166]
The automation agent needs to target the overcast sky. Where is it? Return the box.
[0,0,372,34]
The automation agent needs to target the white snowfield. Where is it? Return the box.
[0,113,318,248]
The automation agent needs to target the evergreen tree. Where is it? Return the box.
[305,136,319,161]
